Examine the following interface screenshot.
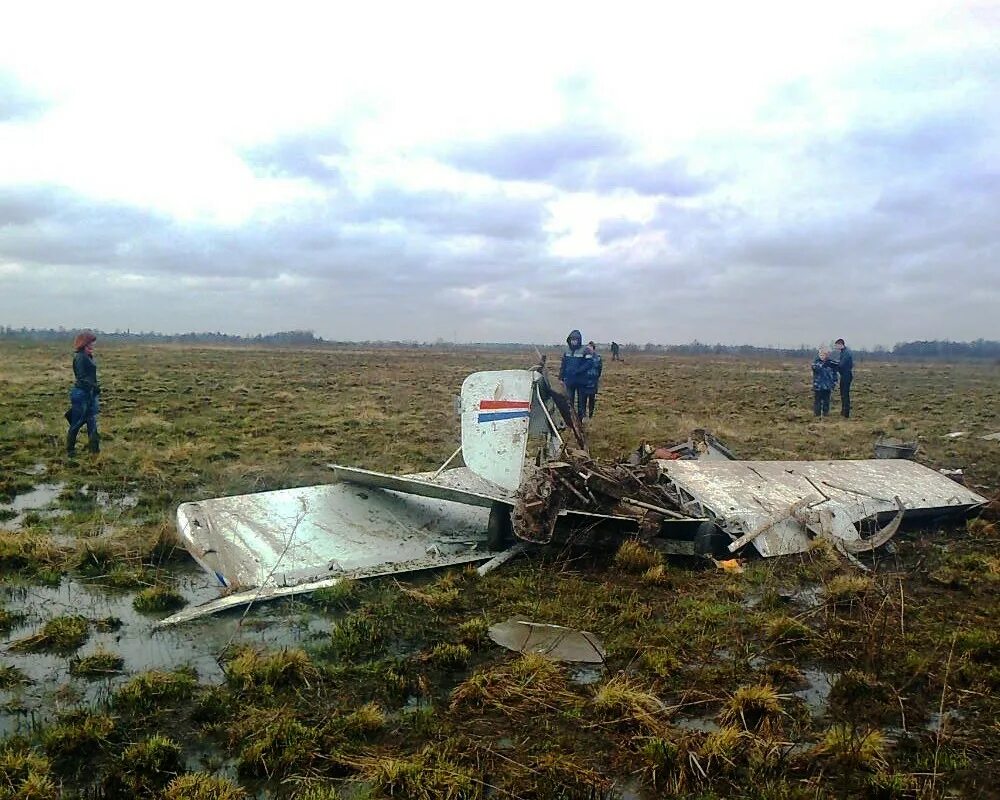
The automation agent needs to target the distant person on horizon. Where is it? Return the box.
[610,341,621,361]
[66,331,101,457]
[811,348,838,418]
[559,329,592,420]
[581,342,603,419]
[833,337,854,418]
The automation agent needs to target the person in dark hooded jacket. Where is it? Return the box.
[67,331,101,457]
[581,343,603,418]
[559,329,592,419]
[811,349,838,417]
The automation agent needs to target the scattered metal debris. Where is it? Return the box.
[981,432,1000,442]
[167,366,988,624]
[487,619,606,663]
[874,438,919,459]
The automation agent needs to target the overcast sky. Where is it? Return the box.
[1,1,997,348]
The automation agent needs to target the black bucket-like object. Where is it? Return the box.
[874,439,918,459]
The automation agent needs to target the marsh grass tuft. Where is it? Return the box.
[231,706,325,779]
[42,711,116,759]
[162,772,248,800]
[225,647,315,692]
[8,614,89,654]
[341,702,386,738]
[764,615,812,648]
[133,584,187,613]
[593,674,667,732]
[823,575,873,608]
[0,743,58,800]
[426,643,471,670]
[456,617,489,648]
[720,684,784,735]
[641,564,671,586]
[816,724,888,770]
[0,605,26,633]
[613,539,662,574]
[364,748,479,800]
[68,646,125,678]
[116,735,183,794]
[450,653,573,716]
[0,664,28,689]
[309,579,358,609]
[112,669,198,716]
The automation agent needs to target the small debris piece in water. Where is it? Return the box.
[943,432,967,439]
[981,432,1000,442]
[487,619,606,663]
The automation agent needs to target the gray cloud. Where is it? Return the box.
[442,125,714,197]
[0,71,48,121]
[444,126,626,181]
[242,129,346,181]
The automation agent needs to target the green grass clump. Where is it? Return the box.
[132,585,187,613]
[364,749,479,800]
[612,539,662,574]
[68,647,125,678]
[720,684,784,735]
[162,772,248,800]
[816,724,888,770]
[42,712,116,759]
[309,580,358,609]
[823,575,873,608]
[327,612,383,659]
[292,784,343,800]
[8,614,89,654]
[232,707,324,779]
[116,735,183,794]
[0,605,26,634]
[224,647,315,692]
[764,615,812,648]
[456,617,489,647]
[0,664,28,689]
[0,531,62,575]
[0,743,57,800]
[592,674,665,729]
[426,643,471,670]
[341,702,386,738]
[112,669,198,716]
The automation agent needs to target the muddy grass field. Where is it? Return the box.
[1,342,998,799]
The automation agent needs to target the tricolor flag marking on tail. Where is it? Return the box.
[477,399,531,423]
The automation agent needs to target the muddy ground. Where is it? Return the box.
[1,343,998,799]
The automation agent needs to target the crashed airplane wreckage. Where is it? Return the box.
[161,367,987,626]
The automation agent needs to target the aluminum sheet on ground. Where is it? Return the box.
[176,480,497,591]
[657,459,987,557]
[328,465,514,507]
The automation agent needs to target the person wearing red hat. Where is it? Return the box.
[66,331,101,457]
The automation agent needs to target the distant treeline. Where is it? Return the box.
[1,327,997,361]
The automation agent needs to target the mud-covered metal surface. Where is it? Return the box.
[657,458,987,556]
[176,480,499,592]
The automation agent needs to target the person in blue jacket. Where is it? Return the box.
[811,348,838,417]
[559,329,592,420]
[833,337,854,418]
[582,342,603,418]
[67,330,101,457]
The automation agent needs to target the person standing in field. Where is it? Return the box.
[66,331,101,457]
[610,341,621,361]
[559,329,592,420]
[811,348,838,418]
[582,342,603,418]
[833,337,854,418]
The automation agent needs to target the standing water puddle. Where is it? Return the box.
[791,666,838,716]
[0,483,66,531]
[1,564,337,736]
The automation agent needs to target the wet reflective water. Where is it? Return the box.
[1,566,335,736]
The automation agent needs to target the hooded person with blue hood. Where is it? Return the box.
[559,329,593,420]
